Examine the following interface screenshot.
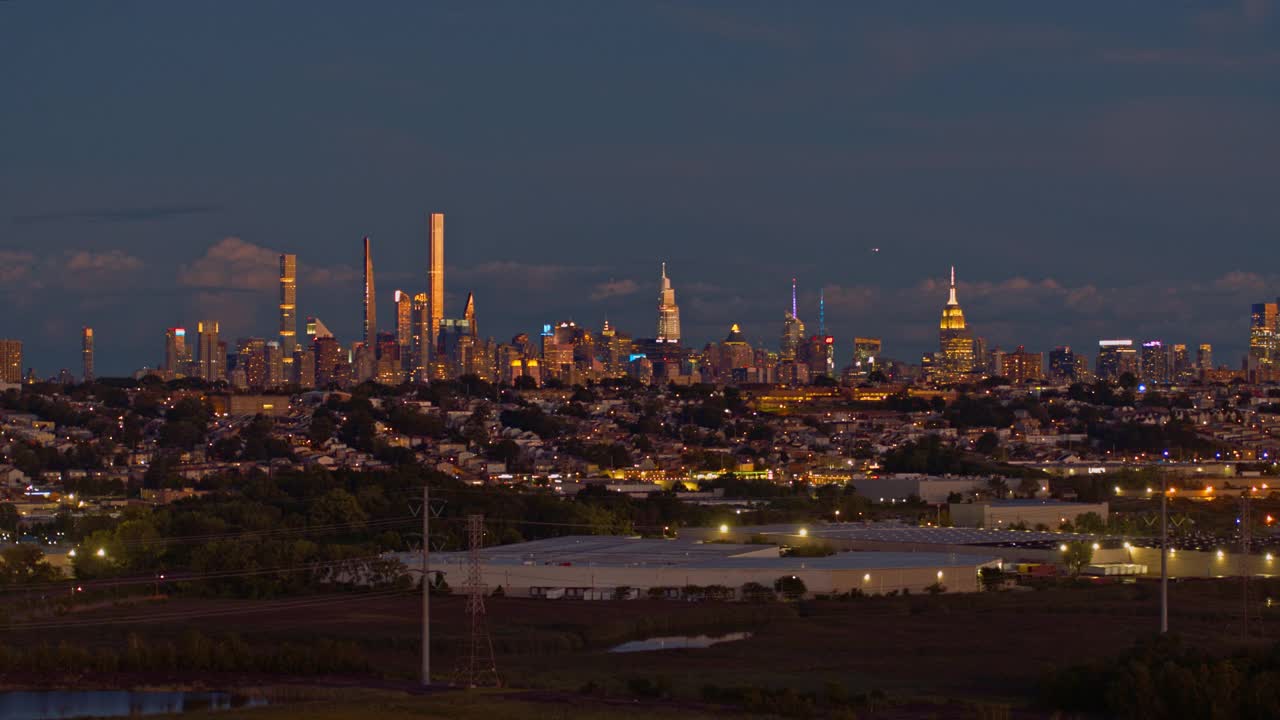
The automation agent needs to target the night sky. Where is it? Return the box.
[4,2,1279,376]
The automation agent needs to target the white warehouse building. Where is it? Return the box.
[391,535,999,599]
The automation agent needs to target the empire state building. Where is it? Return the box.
[656,263,681,343]
[938,266,975,377]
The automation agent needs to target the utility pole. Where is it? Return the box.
[1242,490,1252,639]
[1160,471,1168,634]
[421,483,430,687]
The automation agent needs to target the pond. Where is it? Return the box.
[0,691,267,720]
[609,631,752,653]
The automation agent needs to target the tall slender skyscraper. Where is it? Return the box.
[780,279,804,362]
[427,213,445,355]
[196,321,222,381]
[411,292,428,377]
[656,263,681,343]
[394,290,413,355]
[82,327,94,382]
[363,237,376,347]
[279,253,297,375]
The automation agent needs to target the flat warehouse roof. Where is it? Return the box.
[737,524,1098,546]
[423,535,996,571]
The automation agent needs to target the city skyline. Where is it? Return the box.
[4,3,1280,374]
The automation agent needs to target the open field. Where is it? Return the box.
[3,579,1278,717]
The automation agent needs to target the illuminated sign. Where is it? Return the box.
[1098,339,1133,347]
[1087,467,1107,474]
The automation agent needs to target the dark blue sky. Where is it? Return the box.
[3,1,1279,375]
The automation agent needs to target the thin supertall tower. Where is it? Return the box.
[279,253,297,374]
[363,237,377,347]
[427,213,445,357]
[81,327,94,382]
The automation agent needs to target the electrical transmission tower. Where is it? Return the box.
[455,514,500,688]
[1241,492,1264,638]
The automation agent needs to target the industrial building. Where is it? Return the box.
[948,499,1108,529]
[395,535,998,599]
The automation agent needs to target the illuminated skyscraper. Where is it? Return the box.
[656,263,681,343]
[411,292,428,378]
[1197,343,1213,371]
[852,337,881,376]
[1096,339,1136,382]
[82,327,94,382]
[464,292,477,338]
[1048,346,1076,383]
[1171,343,1190,382]
[279,253,297,376]
[0,339,21,384]
[363,237,376,347]
[394,290,413,358]
[1140,340,1169,383]
[196,320,222,382]
[780,279,804,361]
[237,337,267,388]
[164,328,190,378]
[1250,301,1279,367]
[313,336,341,388]
[428,212,445,355]
[938,266,975,379]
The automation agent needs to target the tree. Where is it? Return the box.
[974,432,1001,455]
[1062,541,1094,575]
[773,574,807,600]
[308,489,368,530]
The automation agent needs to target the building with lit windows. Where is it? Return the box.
[81,327,94,382]
[778,279,805,363]
[0,339,21,384]
[937,267,975,382]
[656,263,681,343]
[1096,340,1137,382]
[279,253,297,377]
[427,212,445,356]
[1047,346,1075,384]
[1003,346,1043,384]
[1250,301,1279,368]
[196,321,223,382]
[1197,343,1213,371]
[1140,340,1169,384]
[851,337,881,378]
[362,237,377,347]
[394,290,412,361]
[164,327,190,378]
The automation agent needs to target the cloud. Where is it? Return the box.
[0,251,36,284]
[656,4,805,50]
[65,249,143,274]
[11,203,224,225]
[590,279,639,301]
[179,237,356,291]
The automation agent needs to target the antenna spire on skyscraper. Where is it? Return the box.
[819,288,825,336]
[791,278,798,318]
[947,266,958,306]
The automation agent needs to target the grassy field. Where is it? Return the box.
[4,578,1277,717]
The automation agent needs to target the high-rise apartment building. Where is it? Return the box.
[164,327,191,378]
[279,253,297,377]
[1003,346,1043,384]
[1197,343,1213,371]
[938,267,975,380]
[851,337,882,375]
[82,327,94,382]
[1048,346,1076,383]
[656,263,681,343]
[196,320,223,382]
[363,237,376,347]
[314,336,342,388]
[237,338,267,388]
[427,212,445,356]
[265,341,285,387]
[411,292,428,378]
[1096,339,1137,382]
[0,339,22,384]
[1250,301,1279,367]
[1171,343,1190,382]
[1140,340,1169,384]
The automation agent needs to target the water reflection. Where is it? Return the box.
[609,632,752,653]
